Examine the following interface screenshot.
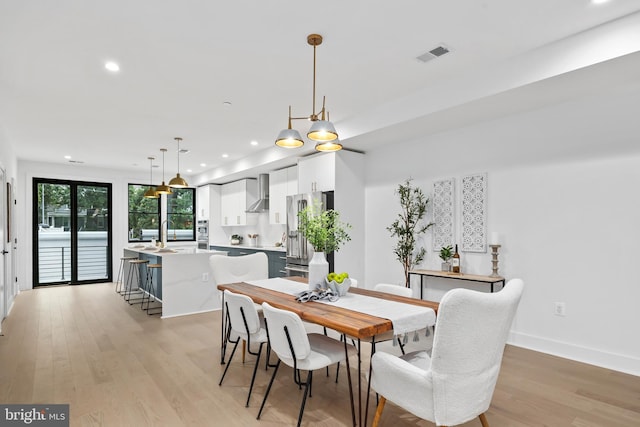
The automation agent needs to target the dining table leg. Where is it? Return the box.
[344,338,356,427]
[363,338,377,427]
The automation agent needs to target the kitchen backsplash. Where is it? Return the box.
[217,212,286,247]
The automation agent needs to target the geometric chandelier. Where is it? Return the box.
[275,34,343,152]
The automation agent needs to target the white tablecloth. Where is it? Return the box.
[246,278,436,336]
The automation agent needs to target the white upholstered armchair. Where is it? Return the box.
[370,278,524,427]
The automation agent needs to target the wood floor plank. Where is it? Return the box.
[1,283,639,426]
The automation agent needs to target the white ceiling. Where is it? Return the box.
[2,1,640,183]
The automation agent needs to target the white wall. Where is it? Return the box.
[364,80,640,376]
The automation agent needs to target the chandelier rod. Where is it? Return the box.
[312,40,317,118]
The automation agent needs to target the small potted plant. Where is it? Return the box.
[439,245,453,272]
[298,201,351,289]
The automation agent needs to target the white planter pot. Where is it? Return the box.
[308,251,329,290]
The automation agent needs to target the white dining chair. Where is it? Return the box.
[210,252,269,285]
[258,302,357,427]
[211,252,269,363]
[369,278,524,427]
[219,290,269,407]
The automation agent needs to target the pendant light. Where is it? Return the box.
[275,106,304,148]
[143,156,159,198]
[313,111,342,152]
[169,137,188,188]
[275,34,341,151]
[155,148,172,195]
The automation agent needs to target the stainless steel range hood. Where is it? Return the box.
[245,173,269,213]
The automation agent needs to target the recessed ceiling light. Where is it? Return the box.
[105,61,120,72]
[186,169,193,173]
[250,140,258,146]
[222,153,229,158]
[200,163,207,167]
[591,0,609,4]
[64,155,71,159]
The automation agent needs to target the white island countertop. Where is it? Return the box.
[124,246,227,318]
[127,245,228,256]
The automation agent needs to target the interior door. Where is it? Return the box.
[34,178,112,286]
[0,167,6,323]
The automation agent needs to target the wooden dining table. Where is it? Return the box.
[217,277,439,427]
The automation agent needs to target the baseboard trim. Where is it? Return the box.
[508,331,640,377]
[160,307,221,319]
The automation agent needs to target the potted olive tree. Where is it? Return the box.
[298,202,351,289]
[387,179,434,287]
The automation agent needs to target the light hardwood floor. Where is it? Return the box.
[0,283,639,426]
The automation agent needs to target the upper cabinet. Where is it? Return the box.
[297,153,336,193]
[196,185,210,219]
[220,179,257,226]
[269,166,297,225]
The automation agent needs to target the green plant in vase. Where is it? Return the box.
[298,201,351,288]
[439,245,453,272]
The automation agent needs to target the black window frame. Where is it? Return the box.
[127,183,161,242]
[166,187,196,242]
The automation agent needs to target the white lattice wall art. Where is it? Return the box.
[461,173,487,253]
[432,178,455,251]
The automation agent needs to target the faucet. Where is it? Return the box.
[160,219,175,247]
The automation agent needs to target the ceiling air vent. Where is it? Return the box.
[416,45,451,63]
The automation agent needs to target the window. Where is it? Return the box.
[128,184,160,242]
[167,188,196,241]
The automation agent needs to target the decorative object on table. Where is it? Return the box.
[438,245,453,272]
[295,287,339,303]
[298,201,351,290]
[387,179,434,287]
[247,234,259,247]
[432,178,455,251]
[461,173,487,253]
[325,272,352,296]
[230,234,243,245]
[451,244,461,273]
[489,244,502,277]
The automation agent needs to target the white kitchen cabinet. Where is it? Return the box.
[196,185,210,219]
[269,166,297,225]
[297,153,335,193]
[220,179,257,226]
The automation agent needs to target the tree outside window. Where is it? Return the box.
[128,184,160,241]
[167,188,195,241]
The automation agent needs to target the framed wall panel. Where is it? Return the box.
[461,173,487,253]
[432,178,455,251]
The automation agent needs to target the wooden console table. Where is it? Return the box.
[409,269,506,299]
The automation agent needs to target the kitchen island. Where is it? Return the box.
[123,246,227,318]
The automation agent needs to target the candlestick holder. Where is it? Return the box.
[489,244,502,277]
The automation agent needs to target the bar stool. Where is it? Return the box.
[124,259,149,304]
[142,263,162,315]
[116,256,138,294]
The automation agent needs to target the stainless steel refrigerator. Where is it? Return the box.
[285,191,334,278]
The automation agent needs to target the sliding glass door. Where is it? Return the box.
[33,179,112,286]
